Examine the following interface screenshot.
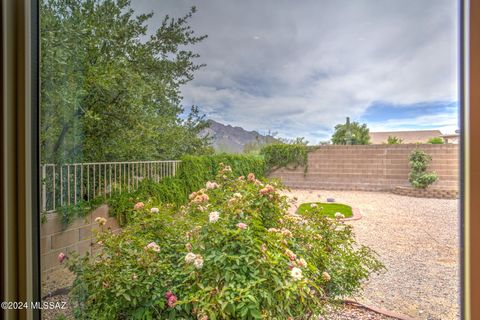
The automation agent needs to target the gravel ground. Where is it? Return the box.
[284,189,460,320]
[319,304,398,320]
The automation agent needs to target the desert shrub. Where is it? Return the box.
[63,165,383,319]
[260,143,311,173]
[385,136,403,144]
[408,149,438,189]
[427,137,445,144]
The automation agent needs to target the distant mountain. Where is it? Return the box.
[200,120,279,153]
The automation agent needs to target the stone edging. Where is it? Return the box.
[340,207,362,221]
[392,185,458,199]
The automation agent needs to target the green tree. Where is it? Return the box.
[41,0,211,163]
[331,119,370,145]
[427,137,445,144]
[386,136,403,144]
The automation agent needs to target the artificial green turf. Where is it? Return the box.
[297,202,353,218]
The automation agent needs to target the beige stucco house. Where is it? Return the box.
[369,130,443,144]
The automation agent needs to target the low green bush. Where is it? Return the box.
[260,144,311,173]
[427,137,445,144]
[408,149,438,189]
[62,165,384,319]
[385,136,403,144]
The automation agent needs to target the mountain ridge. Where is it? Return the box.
[200,120,278,153]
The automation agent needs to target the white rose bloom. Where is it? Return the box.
[185,252,196,264]
[209,211,220,223]
[194,257,204,269]
[322,271,331,282]
[150,207,159,213]
[206,181,218,189]
[291,267,303,281]
[334,212,345,219]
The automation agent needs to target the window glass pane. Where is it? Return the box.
[40,1,460,319]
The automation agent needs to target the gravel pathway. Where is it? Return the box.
[284,189,460,320]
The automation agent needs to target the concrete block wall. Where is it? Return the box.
[41,205,120,279]
[269,144,459,191]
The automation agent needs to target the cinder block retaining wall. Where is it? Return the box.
[41,205,120,279]
[392,186,459,199]
[269,144,459,191]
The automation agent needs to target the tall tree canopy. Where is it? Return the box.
[41,0,212,163]
[331,120,371,145]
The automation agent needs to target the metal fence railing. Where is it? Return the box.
[41,160,181,212]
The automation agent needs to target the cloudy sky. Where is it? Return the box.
[133,0,459,143]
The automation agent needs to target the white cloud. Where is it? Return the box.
[368,110,459,134]
[132,0,459,143]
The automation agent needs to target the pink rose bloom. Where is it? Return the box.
[247,173,256,181]
[285,249,297,261]
[281,228,293,238]
[259,184,275,195]
[145,241,160,252]
[297,258,307,268]
[134,202,144,210]
[167,294,177,307]
[205,181,219,189]
[237,222,247,230]
[254,179,263,186]
[191,192,209,204]
[57,252,66,263]
[165,291,173,299]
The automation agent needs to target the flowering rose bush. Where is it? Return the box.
[65,164,383,319]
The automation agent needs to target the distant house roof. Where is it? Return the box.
[369,130,442,144]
